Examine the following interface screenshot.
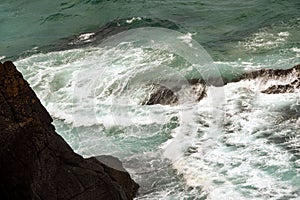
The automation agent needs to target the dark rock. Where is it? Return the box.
[243,64,300,80]
[141,64,299,105]
[142,81,206,105]
[262,79,300,94]
[238,64,300,94]
[142,84,179,105]
[228,64,300,94]
[228,64,300,87]
[0,61,138,200]
[260,65,300,94]
[93,155,139,200]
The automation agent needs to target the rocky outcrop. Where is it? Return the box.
[142,84,179,105]
[0,61,139,200]
[143,64,299,105]
[232,64,300,83]
[142,81,207,105]
[262,79,300,94]
[230,64,300,94]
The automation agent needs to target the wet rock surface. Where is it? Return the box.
[142,81,207,105]
[143,64,299,105]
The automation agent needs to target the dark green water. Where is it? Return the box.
[1,0,299,62]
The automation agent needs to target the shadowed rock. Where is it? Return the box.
[0,61,139,200]
[142,81,206,105]
[95,155,139,200]
[142,84,179,105]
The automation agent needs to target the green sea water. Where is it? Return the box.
[1,0,299,62]
[1,0,300,199]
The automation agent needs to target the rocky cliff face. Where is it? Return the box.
[0,61,139,200]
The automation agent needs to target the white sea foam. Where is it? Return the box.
[177,32,195,47]
[14,28,300,199]
[238,28,290,51]
[164,79,300,199]
[78,32,95,41]
[126,17,142,24]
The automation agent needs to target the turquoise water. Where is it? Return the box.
[2,0,300,199]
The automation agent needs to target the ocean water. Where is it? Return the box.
[1,0,300,199]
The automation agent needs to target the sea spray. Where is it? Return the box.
[14,25,300,199]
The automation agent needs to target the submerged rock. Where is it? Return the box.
[0,61,139,200]
[52,17,181,51]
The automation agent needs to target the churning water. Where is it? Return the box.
[1,0,300,199]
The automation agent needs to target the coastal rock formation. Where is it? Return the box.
[0,61,139,200]
[257,65,300,94]
[234,64,300,82]
[142,84,179,105]
[143,64,299,105]
[226,64,300,93]
[142,81,206,105]
[95,155,140,200]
